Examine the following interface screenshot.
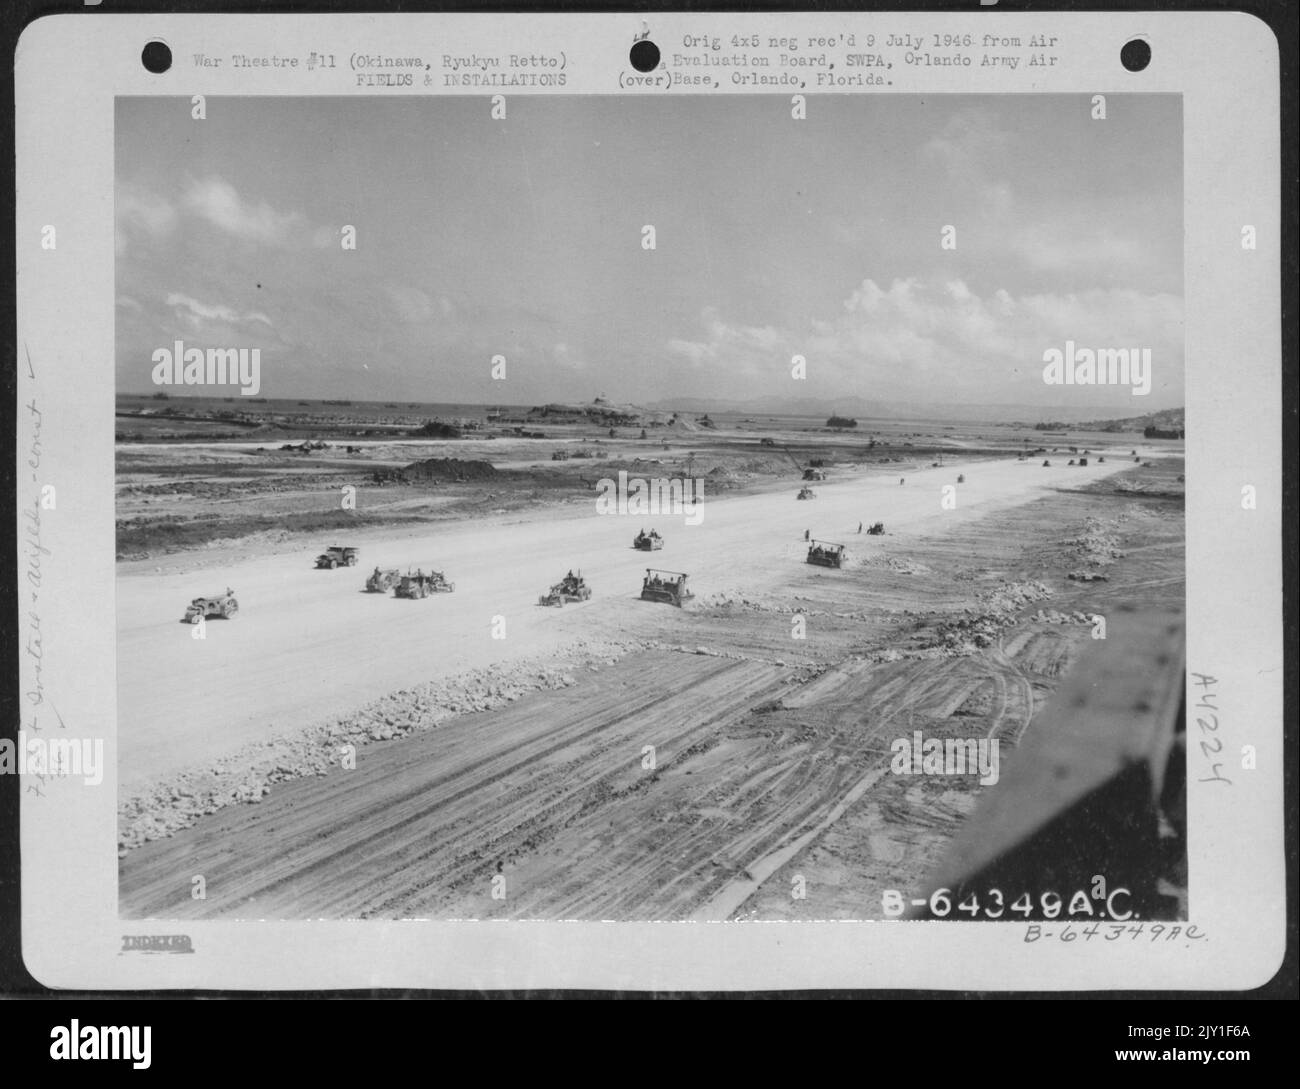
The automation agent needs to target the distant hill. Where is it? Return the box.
[645,396,1181,424]
[1072,407,1185,433]
[527,399,724,431]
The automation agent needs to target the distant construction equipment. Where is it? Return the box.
[394,569,455,598]
[365,567,401,593]
[633,528,664,551]
[797,486,816,500]
[866,522,885,535]
[806,540,846,568]
[315,545,359,569]
[183,588,238,624]
[640,569,693,607]
[539,570,591,607]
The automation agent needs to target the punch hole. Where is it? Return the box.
[630,40,660,73]
[1120,38,1150,73]
[142,40,172,74]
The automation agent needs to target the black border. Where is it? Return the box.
[1,0,1294,1014]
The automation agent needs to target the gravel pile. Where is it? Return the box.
[1066,516,1127,566]
[1031,608,1097,624]
[118,638,643,856]
[932,581,1054,652]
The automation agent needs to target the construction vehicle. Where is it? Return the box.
[1098,456,1106,463]
[539,570,591,607]
[797,486,816,500]
[315,545,359,569]
[633,528,664,551]
[551,450,570,461]
[640,569,693,607]
[365,567,401,593]
[394,568,455,598]
[183,588,238,624]
[1043,460,1052,467]
[802,468,826,481]
[806,540,846,568]
[1079,457,1089,466]
[866,522,885,535]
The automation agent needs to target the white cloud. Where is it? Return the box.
[667,278,1184,400]
[165,292,272,328]
[116,185,178,254]
[667,307,783,367]
[182,176,303,246]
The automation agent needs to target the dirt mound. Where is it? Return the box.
[390,457,499,483]
[849,552,932,575]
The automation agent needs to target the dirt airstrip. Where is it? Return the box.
[118,447,1184,921]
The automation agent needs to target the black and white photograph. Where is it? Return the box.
[112,93,1188,922]
[8,7,1288,1002]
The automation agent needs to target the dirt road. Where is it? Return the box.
[117,454,1141,790]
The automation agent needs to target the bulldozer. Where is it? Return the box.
[797,486,816,500]
[365,567,400,593]
[866,522,885,535]
[633,528,664,551]
[802,468,826,481]
[640,569,693,607]
[806,540,846,568]
[394,568,455,599]
[315,545,359,569]
[539,570,591,607]
[183,588,238,624]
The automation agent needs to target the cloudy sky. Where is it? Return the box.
[116,94,1183,410]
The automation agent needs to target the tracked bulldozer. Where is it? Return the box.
[183,588,238,624]
[539,570,591,606]
[806,540,846,568]
[316,545,359,569]
[395,568,455,598]
[365,567,400,593]
[866,521,885,535]
[640,569,693,607]
[633,528,664,551]
[796,486,816,500]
